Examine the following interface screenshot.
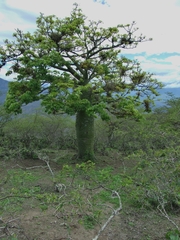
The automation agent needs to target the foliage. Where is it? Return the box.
[0,105,12,127]
[0,96,180,162]
[166,229,180,240]
[0,8,160,116]
[0,3,162,160]
[54,161,122,229]
[94,97,180,155]
[0,160,122,234]
[0,113,75,159]
[0,96,180,238]
[154,96,180,131]
[122,148,180,212]
[0,169,41,214]
[0,105,12,136]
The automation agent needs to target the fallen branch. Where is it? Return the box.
[36,151,67,194]
[0,195,32,201]
[92,190,122,240]
[36,152,55,179]
[156,186,179,231]
[0,217,19,238]
[14,164,48,170]
[157,204,179,231]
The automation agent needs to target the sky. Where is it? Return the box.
[0,0,180,88]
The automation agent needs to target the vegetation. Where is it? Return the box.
[0,3,179,239]
[0,96,180,239]
[0,4,162,160]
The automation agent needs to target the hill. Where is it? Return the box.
[0,78,8,102]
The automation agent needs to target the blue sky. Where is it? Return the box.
[0,0,180,88]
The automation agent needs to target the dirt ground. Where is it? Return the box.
[0,155,179,240]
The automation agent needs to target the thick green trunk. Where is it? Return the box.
[76,110,95,161]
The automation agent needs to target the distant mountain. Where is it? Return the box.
[155,87,180,108]
[0,78,180,111]
[0,78,9,91]
[158,87,180,98]
[0,78,9,102]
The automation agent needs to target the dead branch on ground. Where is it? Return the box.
[92,190,122,240]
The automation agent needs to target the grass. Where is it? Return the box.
[0,148,180,239]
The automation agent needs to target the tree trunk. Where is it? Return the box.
[76,110,95,161]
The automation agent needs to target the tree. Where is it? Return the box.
[0,4,162,161]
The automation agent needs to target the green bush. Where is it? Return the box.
[166,229,180,240]
[123,148,180,212]
[1,113,76,159]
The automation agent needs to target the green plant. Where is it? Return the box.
[0,169,41,214]
[1,113,76,160]
[166,229,180,240]
[1,237,18,240]
[83,214,98,229]
[122,148,180,212]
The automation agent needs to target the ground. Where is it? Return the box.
[0,151,179,240]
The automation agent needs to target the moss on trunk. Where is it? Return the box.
[76,110,95,161]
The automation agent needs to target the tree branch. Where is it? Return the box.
[92,190,122,240]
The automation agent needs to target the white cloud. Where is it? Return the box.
[165,82,180,88]
[0,68,8,80]
[129,53,180,87]
[0,0,180,87]
[164,56,180,67]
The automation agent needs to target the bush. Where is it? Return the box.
[1,113,76,159]
[123,148,180,212]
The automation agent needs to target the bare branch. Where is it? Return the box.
[12,164,48,170]
[92,190,122,240]
[36,152,55,179]
[156,187,179,231]
[0,195,31,201]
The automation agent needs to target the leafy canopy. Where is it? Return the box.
[0,3,162,119]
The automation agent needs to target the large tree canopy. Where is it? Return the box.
[0,4,162,160]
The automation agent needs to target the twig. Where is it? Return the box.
[5,217,19,224]
[156,186,179,231]
[36,151,67,194]
[36,152,55,179]
[54,194,66,215]
[55,183,67,194]
[0,234,6,238]
[0,217,19,237]
[157,204,179,230]
[92,190,122,240]
[45,160,55,179]
[0,195,32,201]
[14,164,48,170]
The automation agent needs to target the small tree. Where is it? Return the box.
[0,4,162,161]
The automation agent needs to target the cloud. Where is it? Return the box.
[0,1,36,37]
[123,52,180,88]
[94,0,108,5]
[0,0,180,88]
[164,55,180,67]
[2,1,36,23]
